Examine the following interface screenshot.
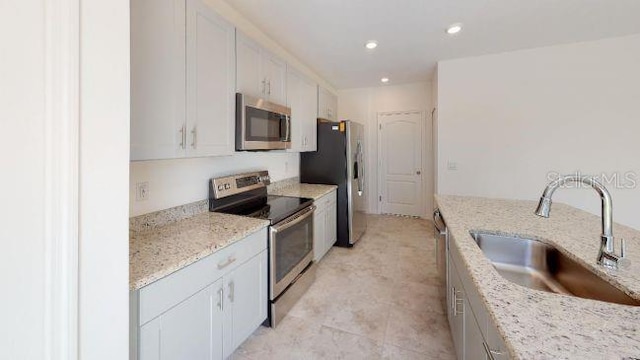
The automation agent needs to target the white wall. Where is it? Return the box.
[131,152,298,216]
[79,0,130,358]
[437,34,640,229]
[1,1,46,358]
[130,0,337,217]
[338,82,434,217]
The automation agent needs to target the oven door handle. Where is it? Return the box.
[271,205,316,233]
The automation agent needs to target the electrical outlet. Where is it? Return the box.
[136,182,149,201]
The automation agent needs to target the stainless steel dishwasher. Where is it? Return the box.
[433,208,448,310]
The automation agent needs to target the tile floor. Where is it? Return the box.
[233,214,456,359]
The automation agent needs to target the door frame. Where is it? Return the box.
[376,110,425,216]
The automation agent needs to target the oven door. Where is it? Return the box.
[269,205,315,299]
[237,93,291,150]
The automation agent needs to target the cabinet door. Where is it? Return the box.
[236,31,263,98]
[325,199,337,252]
[300,74,318,151]
[286,67,317,152]
[313,206,327,262]
[139,280,224,360]
[224,250,268,357]
[263,51,287,105]
[286,68,304,151]
[464,298,488,360]
[131,0,186,160]
[185,0,235,157]
[486,320,508,360]
[317,85,328,119]
[448,256,465,360]
[328,92,338,121]
[317,86,337,120]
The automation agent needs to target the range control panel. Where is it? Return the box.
[210,171,271,199]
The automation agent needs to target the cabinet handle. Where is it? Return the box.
[179,124,186,149]
[228,281,235,303]
[450,286,455,313]
[191,126,197,149]
[217,287,224,311]
[451,286,463,316]
[267,80,271,95]
[483,341,503,360]
[261,79,266,94]
[217,256,236,270]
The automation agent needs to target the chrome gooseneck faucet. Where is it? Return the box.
[535,175,627,270]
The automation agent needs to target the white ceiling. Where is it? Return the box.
[223,0,640,89]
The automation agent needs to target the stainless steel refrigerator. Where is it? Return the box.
[300,120,366,247]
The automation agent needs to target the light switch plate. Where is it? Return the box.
[447,161,458,171]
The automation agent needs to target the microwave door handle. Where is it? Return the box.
[279,115,285,140]
[284,115,291,141]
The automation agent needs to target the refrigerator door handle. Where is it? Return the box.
[356,141,364,196]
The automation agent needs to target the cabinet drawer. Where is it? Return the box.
[314,190,336,210]
[327,189,337,205]
[138,227,267,325]
[314,194,330,210]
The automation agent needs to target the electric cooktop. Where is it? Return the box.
[215,195,313,224]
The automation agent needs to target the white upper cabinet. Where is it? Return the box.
[131,0,186,160]
[287,67,318,152]
[185,0,235,157]
[318,86,338,121]
[262,52,287,105]
[236,31,287,105]
[131,0,235,161]
[235,33,262,98]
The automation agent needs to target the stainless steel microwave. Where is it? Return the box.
[236,93,291,151]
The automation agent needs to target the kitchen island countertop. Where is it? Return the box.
[436,195,640,359]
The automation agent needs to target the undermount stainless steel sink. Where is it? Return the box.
[469,231,640,306]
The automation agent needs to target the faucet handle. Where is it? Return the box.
[618,238,631,269]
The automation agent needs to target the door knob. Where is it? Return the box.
[416,171,421,175]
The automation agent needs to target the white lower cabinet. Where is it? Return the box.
[447,241,509,360]
[224,250,268,357]
[140,280,224,360]
[448,258,465,359]
[312,190,337,262]
[131,228,268,360]
[464,297,487,360]
[313,205,326,261]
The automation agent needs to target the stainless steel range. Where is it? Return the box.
[209,171,316,327]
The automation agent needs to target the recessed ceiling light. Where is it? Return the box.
[365,41,378,50]
[446,23,463,35]
[380,77,389,83]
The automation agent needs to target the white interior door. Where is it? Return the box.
[378,111,423,216]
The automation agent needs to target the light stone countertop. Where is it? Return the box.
[130,212,269,291]
[270,183,338,200]
[435,195,640,359]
